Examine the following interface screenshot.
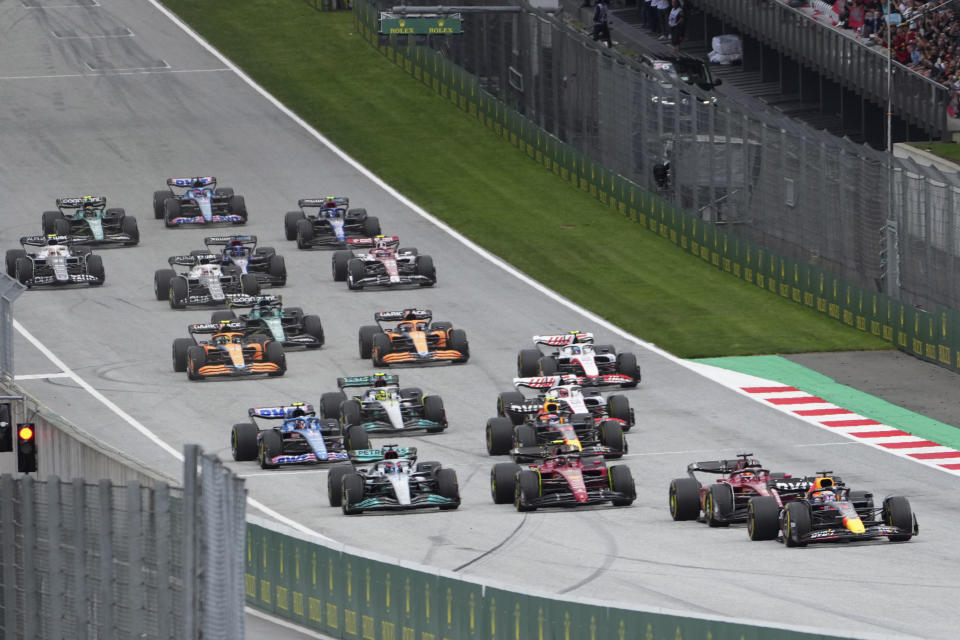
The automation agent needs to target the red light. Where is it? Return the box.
[18,426,34,441]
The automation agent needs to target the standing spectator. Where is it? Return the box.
[668,0,685,48]
[654,0,671,40]
[593,0,611,47]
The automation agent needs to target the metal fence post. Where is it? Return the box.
[0,475,17,638]
[183,444,199,639]
[0,275,26,381]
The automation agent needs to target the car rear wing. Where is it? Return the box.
[298,197,349,210]
[349,445,417,463]
[579,374,633,387]
[188,320,246,335]
[228,294,281,309]
[168,254,219,266]
[375,309,432,323]
[248,403,316,420]
[168,177,216,188]
[205,235,257,248]
[532,332,595,347]
[20,235,72,247]
[346,235,399,248]
[337,374,401,389]
[513,375,581,390]
[57,196,106,209]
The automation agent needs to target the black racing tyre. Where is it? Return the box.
[344,424,370,451]
[517,349,542,377]
[341,473,365,515]
[606,395,632,430]
[152,190,169,219]
[268,255,286,285]
[399,247,419,256]
[15,258,34,285]
[609,465,636,506]
[265,341,286,376]
[783,501,811,547]
[85,254,105,286]
[704,484,733,527]
[164,199,181,228]
[513,424,537,448]
[347,207,367,220]
[497,391,526,424]
[5,249,26,277]
[485,417,515,455]
[594,343,617,355]
[285,211,305,241]
[416,255,436,285]
[41,211,63,235]
[211,309,237,323]
[104,208,124,221]
[515,469,540,512]
[490,463,520,504]
[258,430,282,470]
[340,399,363,427]
[415,460,442,474]
[331,251,352,281]
[303,314,325,348]
[186,346,206,380]
[616,352,640,387]
[747,496,780,541]
[319,392,346,419]
[423,395,446,432]
[669,477,701,521]
[120,215,140,245]
[285,306,304,321]
[448,328,469,363]
[435,468,460,510]
[599,420,626,458]
[215,187,235,198]
[172,338,194,372]
[229,195,247,223]
[296,219,314,249]
[538,356,558,376]
[358,325,380,359]
[362,216,381,237]
[327,463,353,506]
[372,333,392,367]
[240,273,260,296]
[52,218,71,237]
[430,321,452,332]
[231,422,259,461]
[849,490,875,510]
[883,496,914,542]
[400,387,423,402]
[346,258,366,290]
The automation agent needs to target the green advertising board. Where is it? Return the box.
[379,15,463,35]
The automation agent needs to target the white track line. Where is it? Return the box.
[14,372,72,380]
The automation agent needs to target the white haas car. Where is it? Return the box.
[5,235,104,288]
[497,374,635,430]
[517,331,640,388]
[153,253,260,309]
[330,235,436,289]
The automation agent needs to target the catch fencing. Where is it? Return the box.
[356,0,960,373]
[0,275,25,379]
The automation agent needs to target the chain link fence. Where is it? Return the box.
[378,0,960,311]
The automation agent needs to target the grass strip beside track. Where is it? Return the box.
[161,1,890,358]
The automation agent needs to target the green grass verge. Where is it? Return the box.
[162,1,890,358]
[906,141,960,165]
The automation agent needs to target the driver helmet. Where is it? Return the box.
[383,461,395,474]
[213,335,228,346]
[228,239,245,257]
[810,490,836,504]
[542,413,561,426]
[555,388,569,398]
[294,419,307,430]
[570,346,582,355]
[47,236,60,246]
[740,471,755,481]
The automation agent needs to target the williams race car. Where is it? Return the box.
[327,445,460,514]
[497,375,634,430]
[153,177,247,227]
[42,196,139,246]
[668,453,806,528]
[284,197,381,249]
[153,253,260,309]
[5,235,104,288]
[319,372,447,434]
[230,403,370,470]
[490,445,635,511]
[358,309,468,367]
[171,322,285,380]
[210,296,324,349]
[331,236,435,289]
[485,402,627,460]
[203,235,286,287]
[517,331,640,388]
[746,472,918,545]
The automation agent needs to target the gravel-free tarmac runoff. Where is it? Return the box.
[2,2,959,639]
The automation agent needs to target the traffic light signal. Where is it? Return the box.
[16,424,37,473]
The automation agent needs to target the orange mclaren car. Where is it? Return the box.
[357,309,468,367]
[172,325,286,380]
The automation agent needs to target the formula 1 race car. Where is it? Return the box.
[358,309,468,367]
[153,177,247,227]
[210,296,324,349]
[485,406,627,460]
[171,322,285,380]
[668,453,806,528]
[284,197,381,249]
[490,445,635,511]
[746,472,918,545]
[230,403,370,470]
[517,331,639,388]
[319,373,447,434]
[153,253,260,309]
[41,196,139,246]
[331,236,435,289]
[5,235,104,288]
[327,445,460,514]
[203,235,286,287]
[497,375,634,430]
